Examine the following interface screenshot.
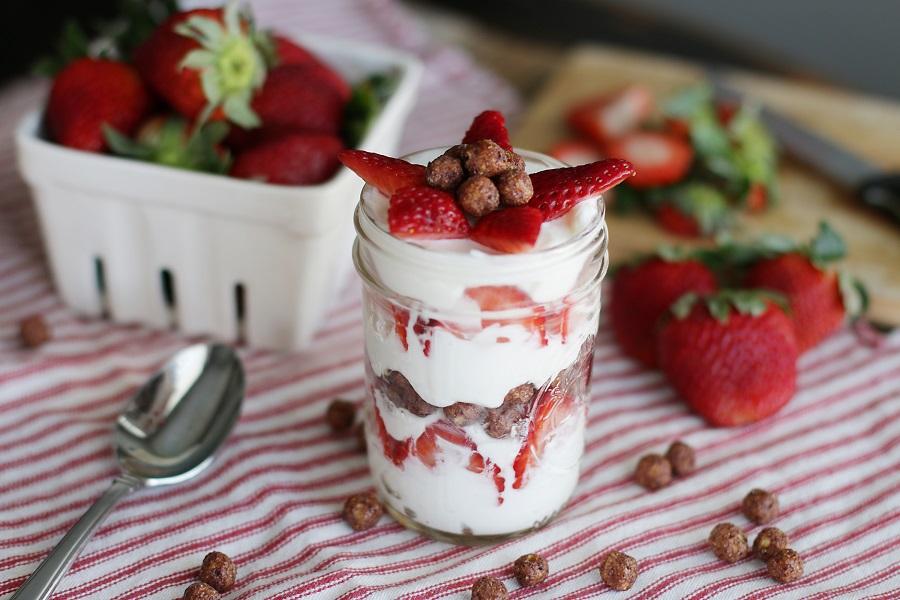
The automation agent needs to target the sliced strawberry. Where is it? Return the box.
[605,131,693,189]
[462,110,512,151]
[388,186,471,240]
[566,85,654,146]
[464,285,547,342]
[338,150,426,196]
[391,306,410,351]
[373,402,411,466]
[745,183,768,213]
[548,139,604,166]
[528,158,635,221]
[512,386,577,489]
[664,117,691,139]
[413,427,438,468]
[471,207,543,254]
[716,101,739,126]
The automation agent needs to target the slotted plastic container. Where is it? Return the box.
[16,36,422,351]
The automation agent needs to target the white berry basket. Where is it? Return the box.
[16,35,422,351]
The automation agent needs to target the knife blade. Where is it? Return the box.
[711,78,900,224]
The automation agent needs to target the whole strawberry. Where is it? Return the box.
[46,58,151,152]
[230,132,343,185]
[271,34,350,101]
[249,64,346,135]
[134,4,269,127]
[657,291,798,427]
[610,256,717,367]
[744,229,863,353]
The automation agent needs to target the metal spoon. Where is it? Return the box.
[12,343,244,600]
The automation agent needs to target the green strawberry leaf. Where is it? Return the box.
[669,182,731,235]
[838,271,869,319]
[670,292,701,320]
[342,70,400,147]
[806,221,846,265]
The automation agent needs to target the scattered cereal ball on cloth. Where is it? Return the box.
[199,551,236,593]
[471,576,508,600]
[753,527,789,561]
[709,523,750,563]
[665,440,696,477]
[635,454,672,490]
[513,553,549,587]
[600,550,638,591]
[343,491,383,531]
[19,314,50,348]
[767,548,804,583]
[326,399,356,433]
[742,488,780,524]
[182,582,219,600]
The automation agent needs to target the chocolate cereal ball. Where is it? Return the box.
[326,399,356,433]
[742,488,780,525]
[599,550,638,591]
[665,441,696,477]
[199,551,236,592]
[471,576,508,600]
[494,170,533,206]
[635,454,673,491]
[343,491,383,531]
[426,154,465,191]
[513,553,549,587]
[753,527,789,561]
[708,523,749,563]
[767,548,804,584]
[443,402,486,427]
[462,139,516,177]
[457,175,500,217]
[19,314,50,348]
[182,582,219,600]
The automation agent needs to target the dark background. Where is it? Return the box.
[2,0,898,99]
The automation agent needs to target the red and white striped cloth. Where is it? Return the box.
[2,1,899,598]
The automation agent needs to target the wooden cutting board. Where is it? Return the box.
[513,45,900,326]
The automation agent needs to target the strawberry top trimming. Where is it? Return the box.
[340,110,635,255]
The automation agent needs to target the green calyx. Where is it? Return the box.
[671,289,788,323]
[175,1,268,128]
[342,71,400,147]
[103,119,231,174]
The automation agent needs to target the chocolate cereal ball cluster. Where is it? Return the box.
[425,140,533,218]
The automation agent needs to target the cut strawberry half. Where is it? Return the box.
[606,132,693,189]
[338,149,426,196]
[528,158,635,221]
[471,207,543,254]
[512,387,577,489]
[462,110,512,151]
[388,186,471,240]
[548,139,604,167]
[566,85,654,146]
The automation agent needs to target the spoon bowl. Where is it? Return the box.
[12,343,244,600]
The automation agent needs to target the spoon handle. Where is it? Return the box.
[12,476,139,600]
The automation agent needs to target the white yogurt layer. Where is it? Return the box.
[365,398,586,536]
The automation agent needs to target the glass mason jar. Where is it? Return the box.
[352,148,608,544]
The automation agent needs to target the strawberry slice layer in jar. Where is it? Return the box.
[350,145,621,543]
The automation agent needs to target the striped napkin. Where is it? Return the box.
[1,1,898,598]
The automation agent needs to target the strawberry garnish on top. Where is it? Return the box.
[471,207,543,253]
[338,150,426,196]
[528,158,635,221]
[567,85,654,146]
[388,186,471,240]
[657,290,798,426]
[46,58,151,152]
[462,110,513,151]
[134,4,269,127]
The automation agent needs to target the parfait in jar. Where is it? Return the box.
[342,111,634,543]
